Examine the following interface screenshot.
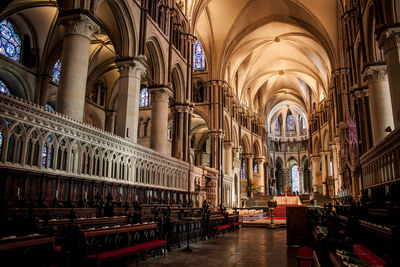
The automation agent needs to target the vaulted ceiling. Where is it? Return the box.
[185,0,338,127]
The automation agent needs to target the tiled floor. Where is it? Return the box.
[136,227,298,267]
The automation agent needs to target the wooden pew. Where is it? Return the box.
[0,235,60,267]
[209,214,230,238]
[82,222,166,266]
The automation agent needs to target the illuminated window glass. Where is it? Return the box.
[0,80,10,95]
[193,40,205,71]
[287,114,295,131]
[139,88,150,107]
[41,136,52,168]
[241,159,245,179]
[0,19,21,62]
[52,59,61,84]
[302,117,307,129]
[275,119,279,131]
[45,104,54,111]
[291,165,300,193]
[0,131,3,155]
[253,162,258,173]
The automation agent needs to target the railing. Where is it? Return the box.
[360,127,400,188]
[0,94,189,191]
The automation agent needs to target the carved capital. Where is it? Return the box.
[60,13,100,40]
[363,65,387,85]
[116,56,147,78]
[254,157,265,164]
[379,27,400,53]
[148,85,173,102]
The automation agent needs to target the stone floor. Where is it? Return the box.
[135,228,298,267]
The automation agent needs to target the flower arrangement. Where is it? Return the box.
[247,179,257,192]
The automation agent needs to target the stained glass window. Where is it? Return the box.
[139,88,150,107]
[0,19,21,62]
[241,159,245,179]
[193,40,205,71]
[287,114,295,131]
[41,136,52,168]
[45,104,54,111]
[0,80,10,95]
[41,143,47,168]
[253,162,258,173]
[330,159,333,176]
[0,131,3,156]
[52,59,61,84]
[291,165,300,193]
[275,119,279,131]
[302,117,307,129]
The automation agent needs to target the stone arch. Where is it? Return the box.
[171,63,185,102]
[0,67,31,100]
[241,134,251,154]
[145,35,166,84]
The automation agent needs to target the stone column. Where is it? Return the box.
[115,57,147,142]
[331,143,340,196]
[39,76,51,106]
[320,152,328,196]
[298,168,304,194]
[106,110,116,134]
[172,102,194,161]
[379,28,400,128]
[223,141,233,176]
[255,157,265,194]
[282,168,289,194]
[149,85,173,154]
[57,13,99,121]
[244,154,254,182]
[363,65,394,144]
[311,156,320,193]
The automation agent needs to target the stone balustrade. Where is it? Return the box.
[360,127,400,188]
[0,94,189,192]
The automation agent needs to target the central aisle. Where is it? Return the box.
[138,228,298,266]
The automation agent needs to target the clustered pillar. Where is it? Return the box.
[311,155,320,193]
[57,13,99,121]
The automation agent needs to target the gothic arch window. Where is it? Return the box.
[275,118,279,132]
[302,117,307,130]
[0,80,10,95]
[241,159,245,179]
[52,59,61,84]
[291,165,300,193]
[0,19,21,62]
[253,161,258,173]
[193,40,205,71]
[287,114,295,131]
[139,88,151,107]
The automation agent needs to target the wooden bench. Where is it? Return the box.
[296,247,313,267]
[210,215,230,237]
[39,216,129,231]
[0,235,60,267]
[82,222,166,266]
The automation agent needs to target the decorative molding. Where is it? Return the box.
[60,13,100,40]
[363,65,387,84]
[379,28,400,53]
